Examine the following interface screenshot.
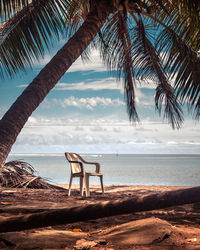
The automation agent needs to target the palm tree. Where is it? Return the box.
[0,0,200,169]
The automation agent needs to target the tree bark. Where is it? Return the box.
[0,1,116,168]
[0,186,200,233]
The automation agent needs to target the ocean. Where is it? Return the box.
[7,154,200,186]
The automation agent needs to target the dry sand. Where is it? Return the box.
[0,184,200,249]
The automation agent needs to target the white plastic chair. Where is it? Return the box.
[65,152,104,197]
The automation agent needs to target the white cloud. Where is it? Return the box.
[31,48,107,72]
[135,88,154,105]
[27,117,38,124]
[68,49,107,73]
[0,106,7,116]
[55,79,154,106]
[90,126,107,132]
[16,84,28,88]
[74,126,84,131]
[56,77,122,91]
[17,48,176,92]
[32,54,53,67]
[10,115,200,154]
[31,39,66,68]
[51,96,124,110]
[16,77,174,93]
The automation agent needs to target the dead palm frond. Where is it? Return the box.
[0,160,55,189]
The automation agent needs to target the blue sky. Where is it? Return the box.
[0,39,200,154]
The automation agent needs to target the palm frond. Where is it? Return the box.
[169,0,200,25]
[140,1,200,121]
[0,0,70,78]
[97,1,185,127]
[98,9,139,122]
[65,0,85,36]
[119,10,139,122]
[131,16,183,128]
[1,160,54,188]
[157,22,200,119]
[1,0,29,19]
[1,0,200,126]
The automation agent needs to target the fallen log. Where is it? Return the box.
[0,186,200,233]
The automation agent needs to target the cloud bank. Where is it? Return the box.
[10,116,200,154]
[43,96,125,110]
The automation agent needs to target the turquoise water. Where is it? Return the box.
[7,154,200,186]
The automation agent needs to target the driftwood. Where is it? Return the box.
[0,186,200,233]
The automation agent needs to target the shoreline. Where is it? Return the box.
[56,183,194,188]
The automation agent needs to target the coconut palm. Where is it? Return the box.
[0,0,200,169]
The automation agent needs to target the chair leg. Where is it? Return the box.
[85,174,90,197]
[100,175,104,194]
[80,176,84,196]
[68,175,73,196]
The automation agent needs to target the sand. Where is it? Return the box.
[0,184,200,249]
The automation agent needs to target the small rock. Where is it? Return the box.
[0,241,7,248]
[72,228,82,232]
[96,239,107,245]
[74,239,97,249]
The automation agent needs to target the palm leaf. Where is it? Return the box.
[169,0,200,25]
[131,16,183,128]
[0,0,70,78]
[98,7,183,128]
[118,10,139,122]
[157,22,200,119]
[98,9,139,122]
[1,0,29,18]
[142,1,200,120]
[1,0,200,125]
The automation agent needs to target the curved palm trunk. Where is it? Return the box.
[0,3,116,168]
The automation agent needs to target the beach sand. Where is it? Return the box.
[0,184,200,249]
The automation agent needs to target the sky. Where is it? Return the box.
[0,39,200,155]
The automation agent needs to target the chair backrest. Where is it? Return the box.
[65,152,82,174]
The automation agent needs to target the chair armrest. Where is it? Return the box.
[73,154,101,173]
[84,162,100,173]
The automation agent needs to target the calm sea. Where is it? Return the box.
[7,154,200,186]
